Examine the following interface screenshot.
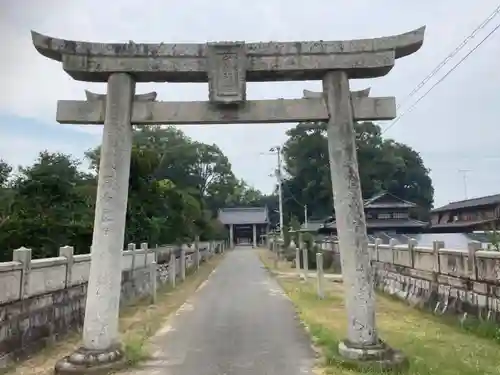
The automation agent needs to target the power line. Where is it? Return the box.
[383,20,500,135]
[396,4,500,112]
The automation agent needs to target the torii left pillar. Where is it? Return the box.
[55,73,135,373]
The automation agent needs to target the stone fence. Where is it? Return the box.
[0,240,226,368]
[316,238,500,322]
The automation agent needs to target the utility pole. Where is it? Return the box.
[458,169,470,199]
[304,204,308,229]
[270,146,284,239]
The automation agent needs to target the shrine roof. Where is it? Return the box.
[218,207,269,225]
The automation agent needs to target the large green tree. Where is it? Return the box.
[124,143,205,245]
[0,126,252,259]
[0,152,95,260]
[87,126,238,213]
[281,121,434,222]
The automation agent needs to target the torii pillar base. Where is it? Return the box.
[55,345,126,374]
[336,340,408,372]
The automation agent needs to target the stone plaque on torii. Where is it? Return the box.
[31,27,425,373]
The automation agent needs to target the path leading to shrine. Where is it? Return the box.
[125,247,315,375]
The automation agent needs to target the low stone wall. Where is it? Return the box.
[315,237,500,321]
[336,239,500,322]
[370,239,500,321]
[0,240,224,368]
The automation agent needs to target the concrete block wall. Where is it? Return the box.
[323,237,500,321]
[0,240,225,367]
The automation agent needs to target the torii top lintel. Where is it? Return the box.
[31,27,425,83]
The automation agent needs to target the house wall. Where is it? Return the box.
[432,203,500,225]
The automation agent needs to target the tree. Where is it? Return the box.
[282,123,333,220]
[86,126,241,244]
[0,152,95,259]
[123,144,204,245]
[0,160,14,251]
[0,159,11,187]
[0,126,268,260]
[281,121,434,221]
[87,126,237,214]
[190,142,237,212]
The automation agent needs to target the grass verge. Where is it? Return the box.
[5,254,224,375]
[259,249,500,375]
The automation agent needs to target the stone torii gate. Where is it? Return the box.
[31,27,425,373]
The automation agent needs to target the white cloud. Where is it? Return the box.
[1,0,500,205]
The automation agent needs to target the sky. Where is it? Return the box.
[1,0,499,208]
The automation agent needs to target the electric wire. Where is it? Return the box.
[383,20,500,134]
[396,4,500,112]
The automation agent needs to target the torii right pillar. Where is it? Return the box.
[321,35,425,371]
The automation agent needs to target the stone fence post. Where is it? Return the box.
[128,243,136,276]
[180,245,186,281]
[59,246,74,288]
[432,240,445,273]
[408,239,417,268]
[12,247,32,300]
[169,250,176,288]
[302,246,309,275]
[289,238,297,267]
[195,235,200,269]
[389,238,398,264]
[316,252,324,299]
[141,243,148,267]
[467,241,481,280]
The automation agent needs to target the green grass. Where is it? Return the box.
[460,318,500,343]
[259,250,500,375]
[122,333,150,365]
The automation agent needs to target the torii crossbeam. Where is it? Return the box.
[57,91,396,125]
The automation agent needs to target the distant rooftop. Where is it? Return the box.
[218,207,269,225]
[431,194,500,213]
[364,191,417,209]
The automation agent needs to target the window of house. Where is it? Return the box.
[377,213,391,220]
[393,212,409,219]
